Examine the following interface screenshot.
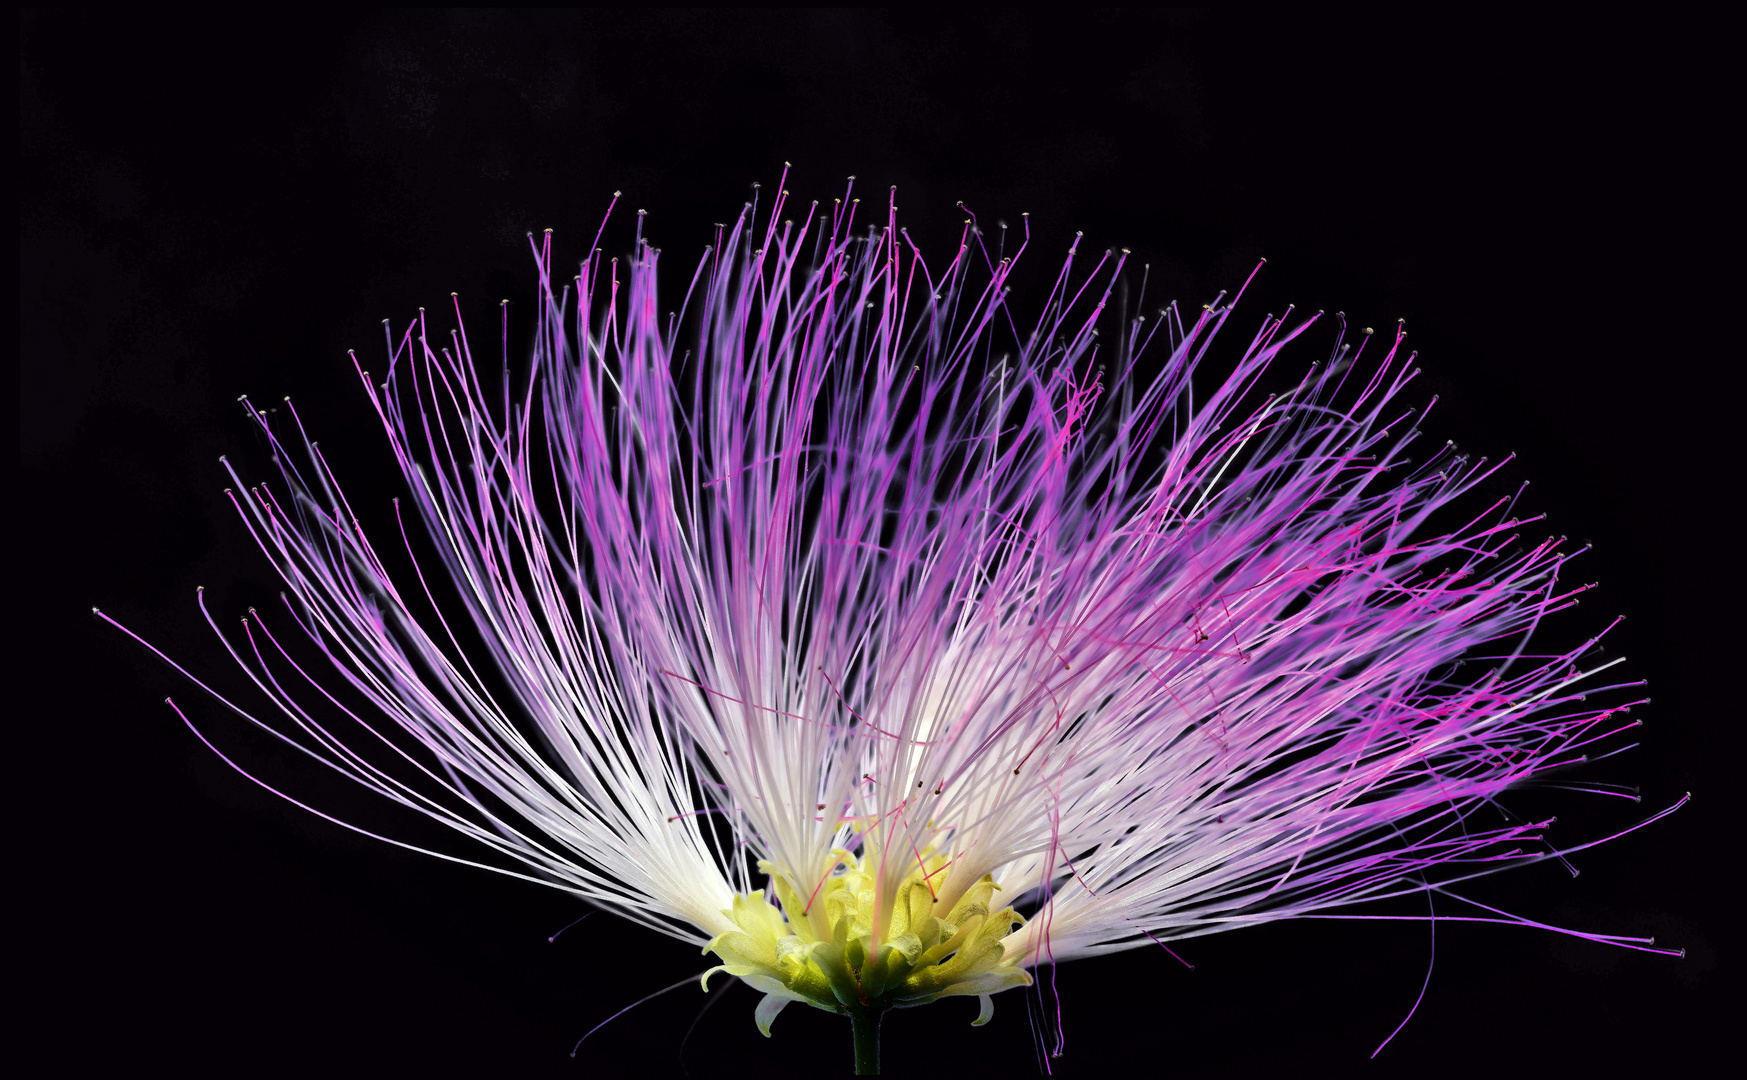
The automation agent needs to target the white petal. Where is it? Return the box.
[971,993,995,1027]
[754,993,793,1037]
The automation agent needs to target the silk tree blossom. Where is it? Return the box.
[101,174,1682,1072]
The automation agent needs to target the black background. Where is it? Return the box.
[21,10,1730,1076]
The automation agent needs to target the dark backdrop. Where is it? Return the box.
[21,10,1729,1076]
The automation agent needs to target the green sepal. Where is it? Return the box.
[705,854,1033,1034]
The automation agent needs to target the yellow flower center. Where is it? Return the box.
[702,849,1032,1034]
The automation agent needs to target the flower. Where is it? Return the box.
[101,175,1677,1072]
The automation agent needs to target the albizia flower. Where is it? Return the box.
[102,177,1680,1073]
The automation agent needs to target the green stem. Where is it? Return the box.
[848,1004,884,1075]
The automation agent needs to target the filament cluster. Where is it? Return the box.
[103,171,1670,1030]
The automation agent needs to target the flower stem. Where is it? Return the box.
[848,1004,884,1075]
